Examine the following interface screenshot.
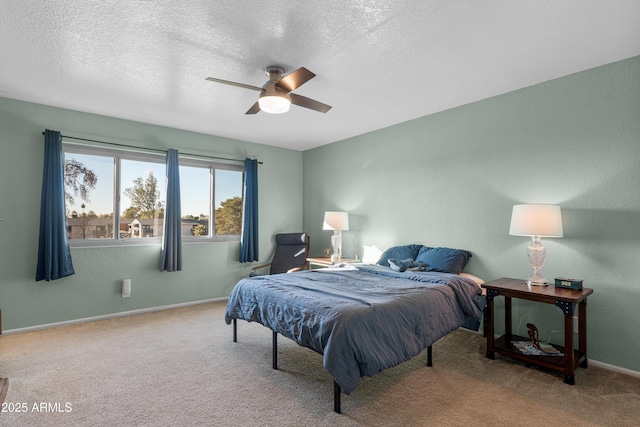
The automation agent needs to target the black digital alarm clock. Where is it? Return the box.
[554,277,583,290]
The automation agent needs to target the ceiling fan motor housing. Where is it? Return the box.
[260,83,291,100]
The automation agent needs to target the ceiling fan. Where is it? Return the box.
[206,66,332,115]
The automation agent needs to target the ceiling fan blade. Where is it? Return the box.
[275,67,315,92]
[245,101,261,114]
[206,77,262,92]
[290,93,332,113]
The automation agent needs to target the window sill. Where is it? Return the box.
[69,235,240,248]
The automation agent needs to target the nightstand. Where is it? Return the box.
[306,257,357,269]
[482,277,593,385]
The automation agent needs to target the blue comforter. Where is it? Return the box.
[224,264,484,394]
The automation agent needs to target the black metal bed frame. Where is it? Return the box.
[231,318,433,414]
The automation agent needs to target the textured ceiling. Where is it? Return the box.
[1,1,639,151]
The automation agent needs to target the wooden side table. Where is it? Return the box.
[482,277,593,385]
[306,257,357,269]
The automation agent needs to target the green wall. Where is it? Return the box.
[303,56,640,373]
[0,97,303,330]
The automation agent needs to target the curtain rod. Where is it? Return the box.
[42,132,262,164]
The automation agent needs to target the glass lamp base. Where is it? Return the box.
[330,232,342,264]
[527,237,548,286]
[527,277,549,286]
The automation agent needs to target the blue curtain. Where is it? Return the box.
[240,158,259,262]
[161,148,182,272]
[36,129,75,281]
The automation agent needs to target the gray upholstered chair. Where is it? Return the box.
[250,232,310,276]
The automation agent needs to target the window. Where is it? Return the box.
[178,159,243,239]
[63,144,243,246]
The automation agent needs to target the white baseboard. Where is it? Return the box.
[3,297,228,335]
[588,359,640,379]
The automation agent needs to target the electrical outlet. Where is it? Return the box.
[573,316,578,332]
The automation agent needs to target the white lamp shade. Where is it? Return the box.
[509,204,563,238]
[258,95,291,114]
[323,211,349,231]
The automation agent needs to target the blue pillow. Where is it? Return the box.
[414,246,472,275]
[376,244,423,267]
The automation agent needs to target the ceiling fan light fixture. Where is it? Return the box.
[258,94,291,114]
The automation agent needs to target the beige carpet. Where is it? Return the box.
[0,301,639,426]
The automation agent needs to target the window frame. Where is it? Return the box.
[63,143,244,248]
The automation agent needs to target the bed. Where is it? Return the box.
[224,253,485,413]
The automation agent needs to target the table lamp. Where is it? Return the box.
[323,211,349,264]
[509,204,563,286]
